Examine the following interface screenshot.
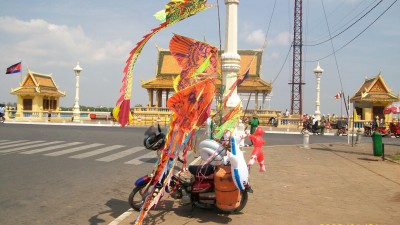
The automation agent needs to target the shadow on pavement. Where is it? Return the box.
[88,198,129,225]
[310,145,372,156]
[142,200,234,225]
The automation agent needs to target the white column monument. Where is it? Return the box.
[73,62,82,122]
[222,0,241,108]
[313,62,323,120]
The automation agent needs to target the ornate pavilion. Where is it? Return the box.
[350,73,399,122]
[141,47,272,110]
[10,70,65,118]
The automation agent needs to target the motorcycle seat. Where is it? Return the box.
[188,164,215,176]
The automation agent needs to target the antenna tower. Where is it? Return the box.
[289,0,305,115]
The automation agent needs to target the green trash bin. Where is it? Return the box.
[371,131,383,156]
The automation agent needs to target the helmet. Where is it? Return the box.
[144,133,166,150]
[143,124,166,150]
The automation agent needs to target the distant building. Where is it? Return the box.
[350,73,399,121]
[141,47,272,109]
[10,69,66,119]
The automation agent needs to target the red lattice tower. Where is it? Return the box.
[289,0,305,115]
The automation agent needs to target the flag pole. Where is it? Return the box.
[20,62,22,83]
[347,95,350,145]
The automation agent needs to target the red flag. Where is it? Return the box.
[334,91,342,99]
[6,62,21,74]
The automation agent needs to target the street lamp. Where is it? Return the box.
[313,62,324,120]
[73,62,82,122]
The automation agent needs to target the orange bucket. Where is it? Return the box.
[214,165,240,211]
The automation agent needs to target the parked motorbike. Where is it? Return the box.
[364,122,389,137]
[129,131,250,213]
[129,162,249,213]
[389,122,400,138]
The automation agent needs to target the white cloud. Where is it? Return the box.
[0,16,132,66]
[245,29,266,46]
[267,51,280,60]
[269,32,290,46]
[245,30,291,47]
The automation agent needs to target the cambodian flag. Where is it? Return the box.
[5,62,21,74]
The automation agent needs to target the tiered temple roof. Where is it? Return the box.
[350,73,399,103]
[11,70,66,97]
[141,47,272,93]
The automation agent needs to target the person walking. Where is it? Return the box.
[0,104,6,122]
[248,114,259,146]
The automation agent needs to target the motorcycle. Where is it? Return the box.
[129,133,250,213]
[336,126,347,136]
[301,121,322,135]
[129,162,249,213]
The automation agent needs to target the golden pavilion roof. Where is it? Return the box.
[350,73,399,103]
[141,47,272,93]
[10,70,66,97]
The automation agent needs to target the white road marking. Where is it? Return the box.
[69,145,125,159]
[108,209,135,225]
[44,143,104,156]
[0,140,36,149]
[0,140,11,143]
[21,142,83,154]
[96,147,144,162]
[124,150,158,165]
[0,141,64,153]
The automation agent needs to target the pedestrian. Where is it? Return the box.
[0,104,6,122]
[320,116,326,135]
[248,114,259,146]
[48,109,52,122]
[284,109,289,124]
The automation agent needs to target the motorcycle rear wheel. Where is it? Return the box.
[217,190,248,214]
[128,185,148,211]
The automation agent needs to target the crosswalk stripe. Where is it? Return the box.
[0,140,32,149]
[96,147,144,162]
[0,140,10,143]
[124,150,158,165]
[44,143,104,156]
[69,145,125,159]
[0,141,64,153]
[21,142,84,154]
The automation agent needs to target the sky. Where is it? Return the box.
[0,0,399,116]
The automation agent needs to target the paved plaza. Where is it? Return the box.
[113,142,400,225]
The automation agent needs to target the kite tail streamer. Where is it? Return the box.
[116,0,213,127]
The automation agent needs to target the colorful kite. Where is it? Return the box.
[169,34,219,90]
[133,35,218,225]
[115,0,213,127]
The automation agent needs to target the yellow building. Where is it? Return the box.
[350,73,399,122]
[141,47,272,110]
[10,69,66,120]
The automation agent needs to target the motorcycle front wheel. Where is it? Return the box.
[128,185,148,211]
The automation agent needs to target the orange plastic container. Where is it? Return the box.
[214,165,240,211]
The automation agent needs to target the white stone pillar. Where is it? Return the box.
[223,0,241,108]
[73,62,82,122]
[313,62,323,120]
